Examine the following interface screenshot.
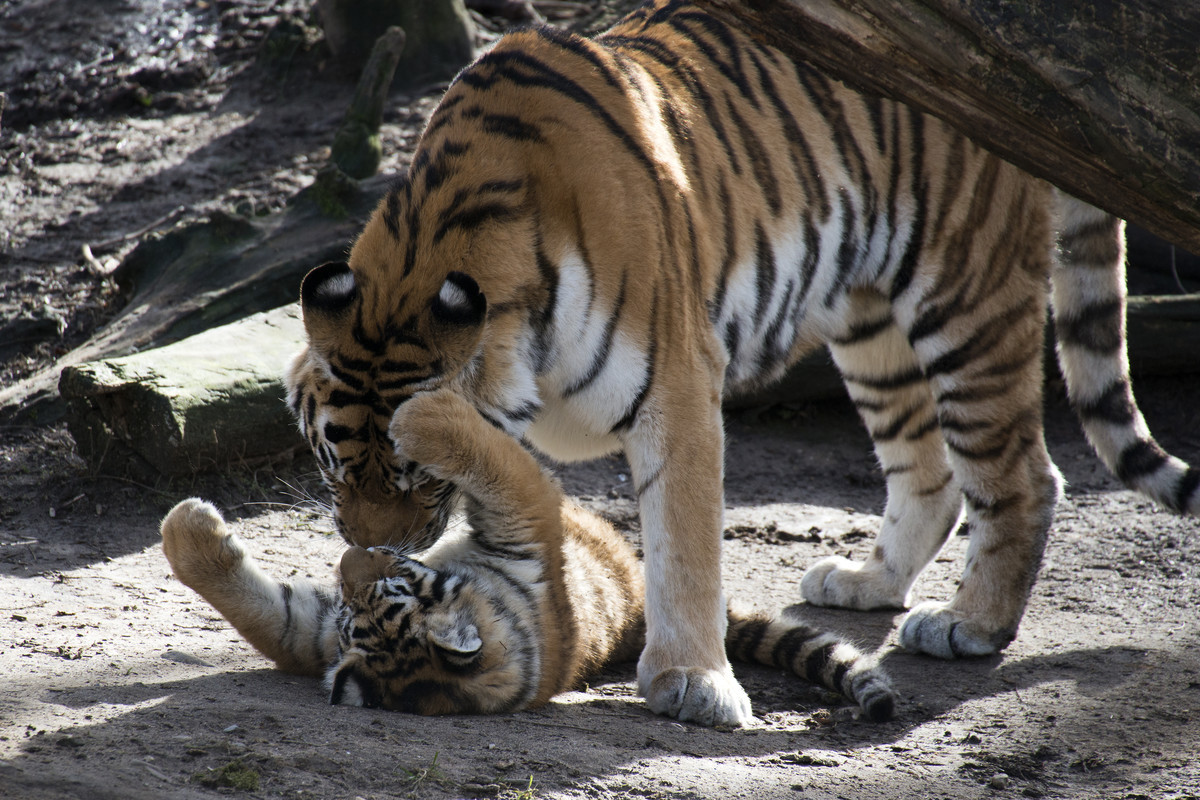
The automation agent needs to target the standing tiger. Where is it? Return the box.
[284,0,1200,727]
[161,389,897,721]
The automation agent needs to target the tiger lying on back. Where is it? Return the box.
[161,389,896,721]
[283,0,1200,727]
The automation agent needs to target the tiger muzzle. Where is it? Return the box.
[335,488,440,551]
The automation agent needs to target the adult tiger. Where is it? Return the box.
[285,0,1200,727]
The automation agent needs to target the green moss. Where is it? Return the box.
[330,122,382,180]
[304,166,360,220]
[192,759,260,791]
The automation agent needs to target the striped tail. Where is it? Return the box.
[1051,196,1200,515]
[725,611,896,721]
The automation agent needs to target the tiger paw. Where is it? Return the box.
[641,665,753,728]
[160,498,246,588]
[800,555,908,610]
[898,601,1015,659]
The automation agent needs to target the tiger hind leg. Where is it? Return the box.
[160,498,339,676]
[895,247,1062,658]
[802,292,963,611]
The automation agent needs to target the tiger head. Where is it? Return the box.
[286,254,489,552]
[285,108,543,552]
[325,545,530,714]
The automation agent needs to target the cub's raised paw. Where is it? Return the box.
[160,498,246,588]
[388,389,478,470]
[643,667,753,728]
[800,555,908,610]
[898,601,1015,659]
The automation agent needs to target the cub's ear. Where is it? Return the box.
[428,618,483,660]
[431,271,486,326]
[338,546,398,601]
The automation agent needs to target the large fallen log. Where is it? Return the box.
[694,0,1200,254]
[0,171,392,424]
[1124,294,1200,377]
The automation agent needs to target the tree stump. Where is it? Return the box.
[330,26,408,179]
[317,0,474,87]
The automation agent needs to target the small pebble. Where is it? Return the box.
[989,772,1011,789]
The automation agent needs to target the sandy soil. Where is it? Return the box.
[3,2,1199,799]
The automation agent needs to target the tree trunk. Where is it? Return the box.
[317,0,474,87]
[694,0,1200,254]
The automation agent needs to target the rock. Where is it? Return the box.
[59,305,306,478]
[0,172,393,424]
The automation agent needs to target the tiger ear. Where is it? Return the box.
[338,546,397,600]
[431,271,486,326]
[300,261,356,347]
[425,271,488,371]
[301,261,356,314]
[428,618,483,658]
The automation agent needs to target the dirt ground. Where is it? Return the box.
[2,2,1199,799]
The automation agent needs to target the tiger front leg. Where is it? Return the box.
[622,387,753,728]
[804,305,964,611]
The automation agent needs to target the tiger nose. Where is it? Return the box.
[337,492,435,549]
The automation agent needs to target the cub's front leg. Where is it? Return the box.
[388,390,561,538]
[161,499,340,676]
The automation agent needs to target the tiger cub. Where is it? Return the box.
[283,0,1200,728]
[161,389,896,722]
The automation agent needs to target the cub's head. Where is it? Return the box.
[286,258,488,552]
[326,546,529,714]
